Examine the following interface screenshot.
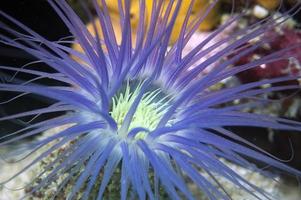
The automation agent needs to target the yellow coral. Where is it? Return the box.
[256,0,280,10]
[72,15,126,62]
[102,0,221,43]
[73,0,221,57]
[193,1,221,31]
[100,0,141,28]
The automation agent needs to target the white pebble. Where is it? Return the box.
[253,5,269,19]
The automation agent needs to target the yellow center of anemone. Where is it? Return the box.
[110,82,170,139]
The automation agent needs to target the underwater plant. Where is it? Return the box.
[1,0,301,199]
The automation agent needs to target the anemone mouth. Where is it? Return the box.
[110,79,172,140]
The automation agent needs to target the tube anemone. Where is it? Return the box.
[1,0,301,199]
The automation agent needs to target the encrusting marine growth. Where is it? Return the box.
[1,0,301,199]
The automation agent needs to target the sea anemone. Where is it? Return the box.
[1,0,301,199]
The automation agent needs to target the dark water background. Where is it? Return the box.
[0,0,70,139]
